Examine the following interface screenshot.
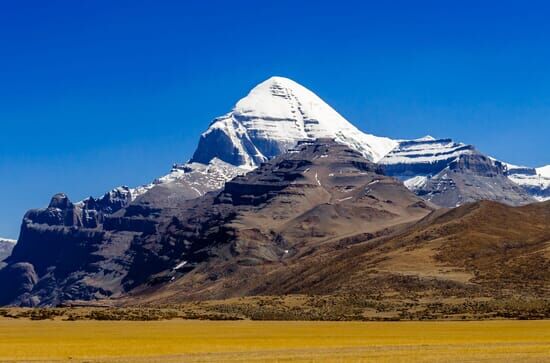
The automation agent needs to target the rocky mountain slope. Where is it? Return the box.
[0,139,433,306]
[127,139,434,303]
[134,193,550,305]
[131,158,245,200]
[380,137,535,207]
[135,201,550,311]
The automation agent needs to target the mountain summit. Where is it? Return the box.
[190,76,397,168]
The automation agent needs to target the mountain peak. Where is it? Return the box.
[234,76,352,131]
[190,77,397,168]
[255,75,300,87]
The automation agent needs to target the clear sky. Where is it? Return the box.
[1,0,549,239]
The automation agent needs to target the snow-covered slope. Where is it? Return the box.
[506,164,550,201]
[538,165,550,178]
[380,136,475,178]
[191,76,397,168]
[130,158,245,200]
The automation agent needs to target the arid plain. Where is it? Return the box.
[1,319,550,362]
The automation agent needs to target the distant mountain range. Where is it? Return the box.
[0,238,16,269]
[1,76,548,307]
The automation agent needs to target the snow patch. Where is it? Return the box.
[404,176,428,191]
[173,261,188,270]
[314,172,321,186]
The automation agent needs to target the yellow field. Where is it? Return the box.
[0,320,549,362]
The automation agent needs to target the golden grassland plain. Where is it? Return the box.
[0,320,549,362]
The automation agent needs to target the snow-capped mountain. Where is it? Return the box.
[190,76,397,168]
[122,76,396,202]
[380,137,535,207]
[87,75,545,209]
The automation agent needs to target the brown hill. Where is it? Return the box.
[258,199,550,298]
[133,198,550,306]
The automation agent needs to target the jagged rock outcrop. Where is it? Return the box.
[0,189,134,306]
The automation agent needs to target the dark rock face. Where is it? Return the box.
[0,166,239,306]
[0,263,38,306]
[516,182,550,201]
[0,188,135,306]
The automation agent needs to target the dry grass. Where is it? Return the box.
[0,320,549,362]
[2,293,550,322]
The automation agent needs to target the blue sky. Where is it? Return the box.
[1,0,549,238]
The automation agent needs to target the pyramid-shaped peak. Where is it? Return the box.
[248,76,317,96]
[191,77,397,168]
[235,75,344,124]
